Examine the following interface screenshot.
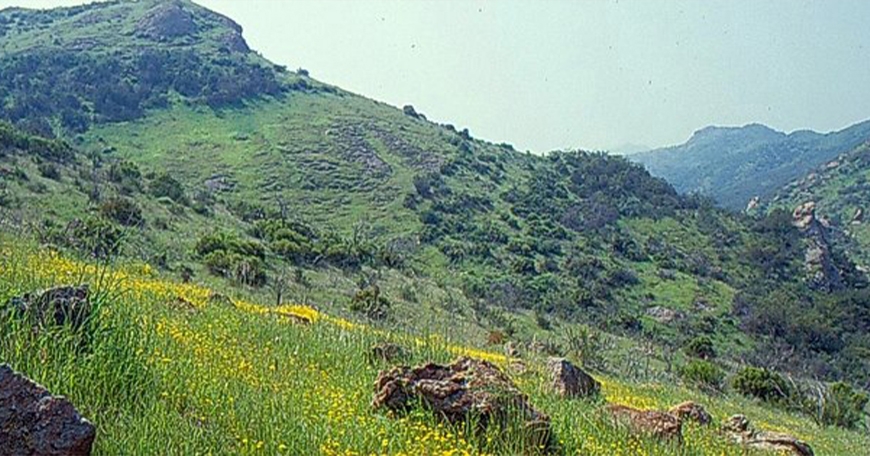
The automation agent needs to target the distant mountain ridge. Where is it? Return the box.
[631,120,870,209]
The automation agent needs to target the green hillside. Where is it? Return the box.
[770,141,870,267]
[631,122,870,210]
[0,1,868,453]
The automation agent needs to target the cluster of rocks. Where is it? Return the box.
[326,123,392,178]
[371,347,813,455]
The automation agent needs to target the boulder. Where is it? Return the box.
[5,285,91,330]
[547,358,600,398]
[605,404,683,442]
[723,415,813,456]
[372,357,552,449]
[0,364,95,455]
[368,342,408,363]
[668,401,712,426]
[852,208,863,224]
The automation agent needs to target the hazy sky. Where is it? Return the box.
[3,0,870,152]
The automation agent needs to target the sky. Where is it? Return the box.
[3,0,870,153]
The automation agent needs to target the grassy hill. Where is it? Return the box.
[631,121,870,210]
[0,1,868,452]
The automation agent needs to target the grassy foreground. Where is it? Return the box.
[0,238,867,455]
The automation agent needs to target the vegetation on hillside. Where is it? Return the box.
[0,2,868,453]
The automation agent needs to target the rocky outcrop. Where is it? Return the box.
[792,202,844,291]
[645,306,685,324]
[605,404,683,441]
[723,415,814,456]
[135,2,197,40]
[0,364,96,455]
[668,401,712,426]
[5,285,91,330]
[547,358,600,398]
[746,196,761,212]
[372,357,552,450]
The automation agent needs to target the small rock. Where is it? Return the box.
[606,404,683,442]
[547,357,600,398]
[372,357,553,451]
[207,292,234,307]
[5,285,91,330]
[645,306,684,324]
[723,415,814,456]
[668,401,712,426]
[0,364,96,455]
[504,341,519,358]
[368,342,407,363]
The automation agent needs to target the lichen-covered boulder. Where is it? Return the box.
[0,364,96,455]
[724,415,814,456]
[668,401,712,426]
[547,357,600,398]
[373,357,552,450]
[606,404,683,442]
[5,285,91,330]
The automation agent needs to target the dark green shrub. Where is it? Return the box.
[732,366,791,402]
[820,382,869,428]
[350,285,391,321]
[38,162,61,180]
[684,335,717,360]
[99,197,144,227]
[680,359,724,391]
[149,173,187,204]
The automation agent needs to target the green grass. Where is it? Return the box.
[1,237,868,455]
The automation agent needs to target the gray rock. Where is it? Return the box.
[0,364,95,455]
[547,357,600,398]
[372,357,552,451]
[5,285,91,330]
[724,415,814,456]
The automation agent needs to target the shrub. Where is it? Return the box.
[99,197,144,227]
[38,162,61,180]
[350,285,391,321]
[820,382,869,428]
[732,366,791,402]
[149,172,187,204]
[680,360,724,391]
[684,335,717,360]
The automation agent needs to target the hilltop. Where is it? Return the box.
[0,1,868,453]
[630,121,870,210]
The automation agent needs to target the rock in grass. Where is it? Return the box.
[5,285,91,330]
[0,364,96,456]
[547,357,600,398]
[372,357,553,451]
[723,415,814,456]
[668,401,712,426]
[367,342,407,364]
[605,404,683,442]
